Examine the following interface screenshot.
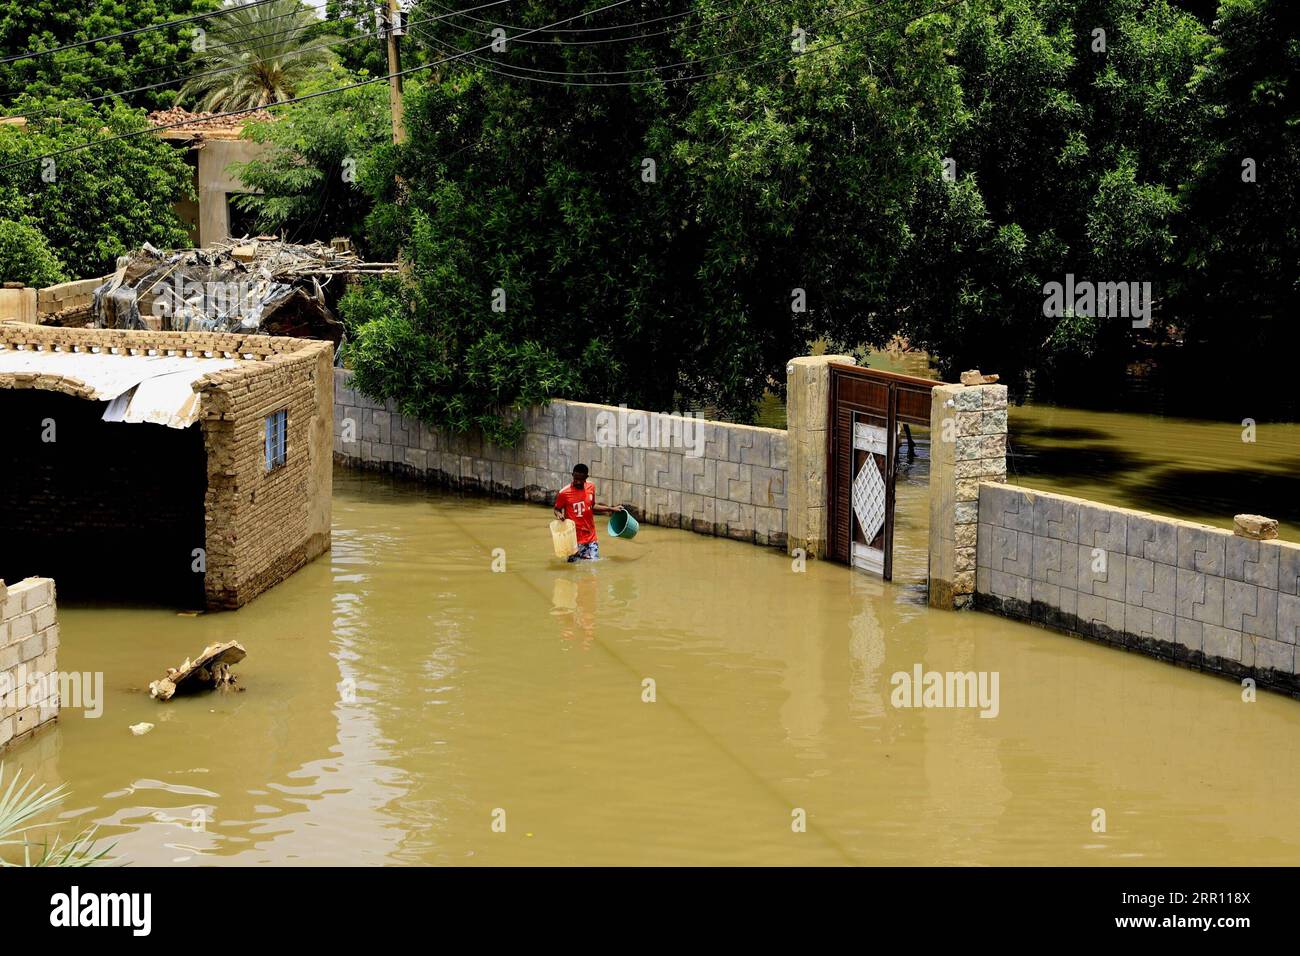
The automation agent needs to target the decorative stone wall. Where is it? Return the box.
[784,354,854,559]
[0,323,333,610]
[0,578,59,753]
[976,483,1300,694]
[333,369,789,547]
[928,381,1008,609]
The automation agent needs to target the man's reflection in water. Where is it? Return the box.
[552,573,599,650]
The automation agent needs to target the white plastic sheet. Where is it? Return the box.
[0,350,239,428]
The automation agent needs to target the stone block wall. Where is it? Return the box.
[929,381,1008,608]
[0,578,59,753]
[333,369,789,547]
[976,483,1300,694]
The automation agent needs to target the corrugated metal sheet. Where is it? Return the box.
[0,350,239,428]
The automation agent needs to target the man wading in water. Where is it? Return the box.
[554,464,623,562]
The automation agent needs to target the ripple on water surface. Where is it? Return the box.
[7,468,1300,865]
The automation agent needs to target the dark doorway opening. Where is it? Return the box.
[0,391,208,607]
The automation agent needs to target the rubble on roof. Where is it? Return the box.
[91,238,399,344]
[147,106,275,140]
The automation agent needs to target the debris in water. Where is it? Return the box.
[130,722,155,736]
[150,641,247,701]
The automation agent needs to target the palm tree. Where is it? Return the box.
[179,0,342,113]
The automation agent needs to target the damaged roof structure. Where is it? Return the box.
[0,349,239,428]
[91,237,399,344]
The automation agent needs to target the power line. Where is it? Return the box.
[422,0,698,34]
[419,1,744,46]
[0,0,636,173]
[0,2,359,101]
[411,0,960,87]
[0,0,960,172]
[416,1,883,77]
[405,0,894,80]
[0,0,288,66]
[9,2,514,122]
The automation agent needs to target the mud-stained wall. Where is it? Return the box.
[976,482,1300,695]
[333,369,789,548]
[0,577,59,753]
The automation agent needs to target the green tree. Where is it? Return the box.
[0,218,67,286]
[0,101,194,277]
[892,0,1209,394]
[231,74,396,249]
[1175,0,1299,375]
[313,1,1276,425]
[343,0,969,437]
[325,0,389,78]
[0,0,221,113]
[179,0,341,111]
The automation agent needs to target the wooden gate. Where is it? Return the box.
[827,364,938,580]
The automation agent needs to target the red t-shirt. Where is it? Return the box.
[555,481,598,544]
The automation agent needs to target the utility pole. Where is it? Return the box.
[384,0,406,144]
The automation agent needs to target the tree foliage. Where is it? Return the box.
[0,102,194,277]
[238,0,1296,431]
[0,0,221,113]
[1174,0,1299,359]
[179,0,341,111]
[0,218,67,286]
[231,74,395,249]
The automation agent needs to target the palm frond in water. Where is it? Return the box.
[0,763,115,867]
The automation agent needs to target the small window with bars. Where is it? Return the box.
[265,409,287,471]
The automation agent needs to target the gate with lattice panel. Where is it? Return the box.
[827,364,938,580]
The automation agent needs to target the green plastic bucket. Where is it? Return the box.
[608,509,639,539]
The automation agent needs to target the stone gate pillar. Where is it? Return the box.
[929,376,1008,609]
[785,354,855,560]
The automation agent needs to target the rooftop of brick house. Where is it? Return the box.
[0,322,331,428]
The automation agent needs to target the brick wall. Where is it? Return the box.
[0,323,333,610]
[200,342,334,608]
[333,369,789,547]
[976,483,1300,695]
[0,578,59,753]
[38,276,111,326]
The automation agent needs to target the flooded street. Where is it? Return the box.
[7,454,1300,866]
[1011,403,1300,541]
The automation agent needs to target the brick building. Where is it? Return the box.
[0,323,332,610]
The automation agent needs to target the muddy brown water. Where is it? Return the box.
[8,449,1300,865]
